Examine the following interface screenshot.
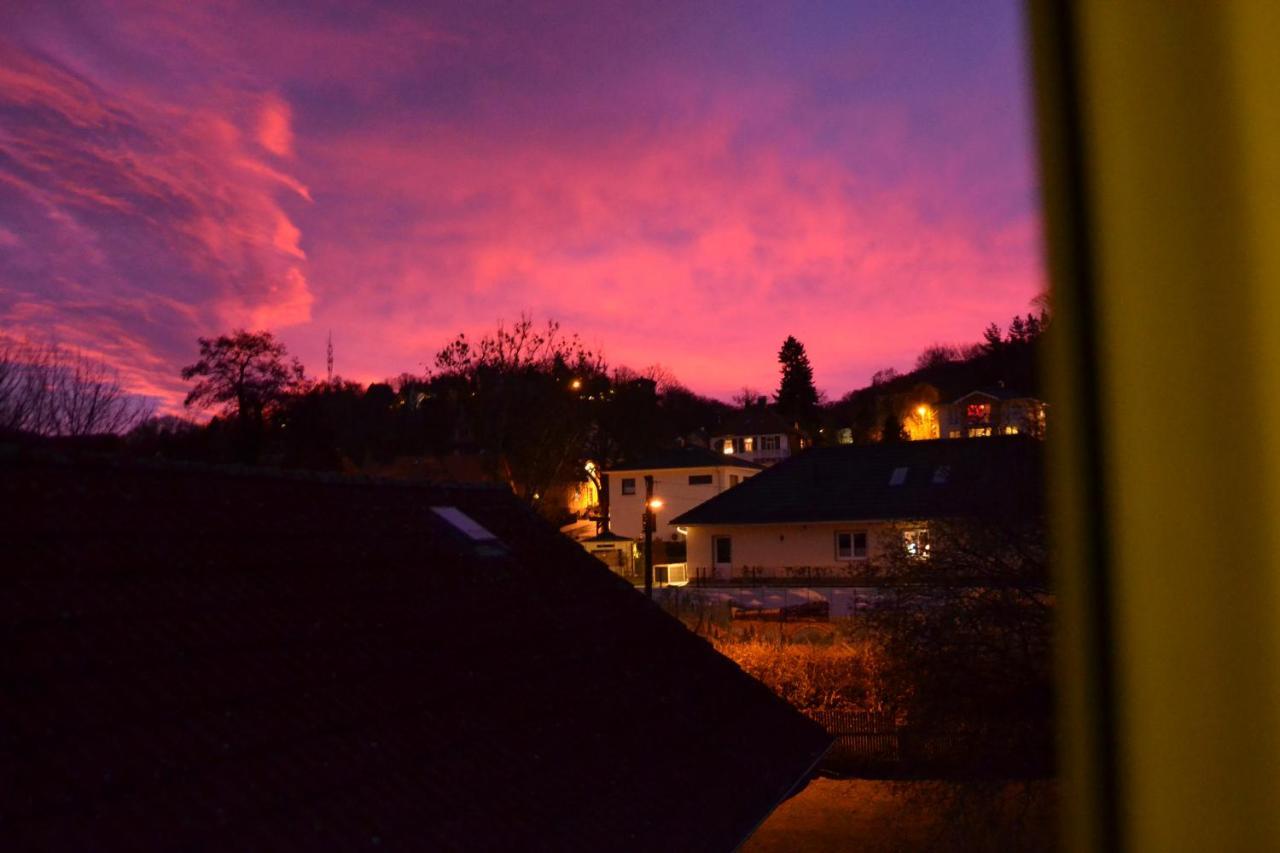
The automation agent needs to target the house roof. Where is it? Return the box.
[581,529,633,543]
[3,452,829,851]
[714,406,795,438]
[671,436,1043,526]
[605,445,765,473]
[948,386,1039,404]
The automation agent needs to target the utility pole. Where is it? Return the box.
[643,474,654,599]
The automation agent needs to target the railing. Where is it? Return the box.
[653,562,688,587]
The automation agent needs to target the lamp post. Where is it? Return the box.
[642,475,659,599]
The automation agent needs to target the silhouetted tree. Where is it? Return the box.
[775,336,819,428]
[0,336,152,436]
[181,330,306,460]
[881,412,906,443]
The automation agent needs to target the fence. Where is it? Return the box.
[807,709,901,768]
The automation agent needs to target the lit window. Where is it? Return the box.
[889,467,909,486]
[948,429,962,439]
[903,528,931,559]
[932,465,951,484]
[713,535,732,567]
[835,531,868,560]
[968,427,993,438]
[722,439,734,454]
[621,478,636,495]
[743,437,755,452]
[966,402,992,422]
[1004,426,1020,435]
[688,474,713,485]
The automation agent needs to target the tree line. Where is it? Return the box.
[0,302,1048,521]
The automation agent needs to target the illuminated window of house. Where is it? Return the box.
[903,528,930,559]
[713,535,732,567]
[948,429,962,439]
[1004,426,1020,435]
[722,439,734,454]
[621,478,636,495]
[966,402,992,423]
[889,466,909,486]
[743,436,755,452]
[688,474,713,485]
[968,426,993,438]
[835,531,867,560]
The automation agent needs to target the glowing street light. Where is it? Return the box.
[647,498,664,511]
[570,378,583,390]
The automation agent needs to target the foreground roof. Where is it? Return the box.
[605,445,764,473]
[4,452,828,851]
[671,436,1043,526]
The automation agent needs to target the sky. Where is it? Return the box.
[0,0,1043,410]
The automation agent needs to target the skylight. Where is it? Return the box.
[889,467,909,486]
[431,506,499,542]
[933,465,951,484]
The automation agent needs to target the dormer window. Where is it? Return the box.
[743,437,755,452]
[722,439,734,454]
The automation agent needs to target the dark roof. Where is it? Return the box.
[714,407,794,437]
[3,452,828,851]
[671,436,1043,526]
[581,529,633,543]
[605,445,764,473]
[948,386,1038,404]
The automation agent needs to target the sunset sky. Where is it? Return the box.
[0,0,1042,409]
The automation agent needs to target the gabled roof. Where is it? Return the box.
[948,386,1039,404]
[714,406,795,437]
[605,445,764,473]
[4,452,828,851]
[671,436,1042,526]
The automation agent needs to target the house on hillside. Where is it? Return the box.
[603,446,763,540]
[670,436,1042,581]
[4,453,830,851]
[937,387,1046,439]
[711,400,807,466]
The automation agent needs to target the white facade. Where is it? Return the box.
[684,521,929,580]
[605,464,760,539]
[709,433,793,466]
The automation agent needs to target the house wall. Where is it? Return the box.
[605,465,759,539]
[684,521,921,579]
[939,397,1046,439]
[709,434,792,466]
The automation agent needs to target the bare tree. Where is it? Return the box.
[0,336,152,436]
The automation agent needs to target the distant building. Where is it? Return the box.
[671,436,1042,580]
[937,387,1046,439]
[603,446,763,540]
[711,400,806,466]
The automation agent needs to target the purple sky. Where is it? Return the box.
[0,0,1043,410]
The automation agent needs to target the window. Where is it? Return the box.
[729,474,740,486]
[761,435,781,451]
[903,528,930,559]
[966,402,992,423]
[835,530,868,560]
[743,436,755,452]
[1003,425,1020,435]
[948,429,962,439]
[889,466,909,486]
[968,426,993,438]
[688,474,713,485]
[722,439,734,454]
[713,535,732,567]
[621,478,636,495]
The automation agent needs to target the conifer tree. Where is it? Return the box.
[775,336,819,425]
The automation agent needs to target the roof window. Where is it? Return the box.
[932,465,951,484]
[889,467,909,486]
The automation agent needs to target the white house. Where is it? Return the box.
[602,447,763,540]
[710,403,805,467]
[670,436,1041,580]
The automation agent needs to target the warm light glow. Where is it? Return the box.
[722,441,734,454]
[916,405,928,417]
[584,460,596,473]
[570,378,582,390]
[647,498,664,510]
